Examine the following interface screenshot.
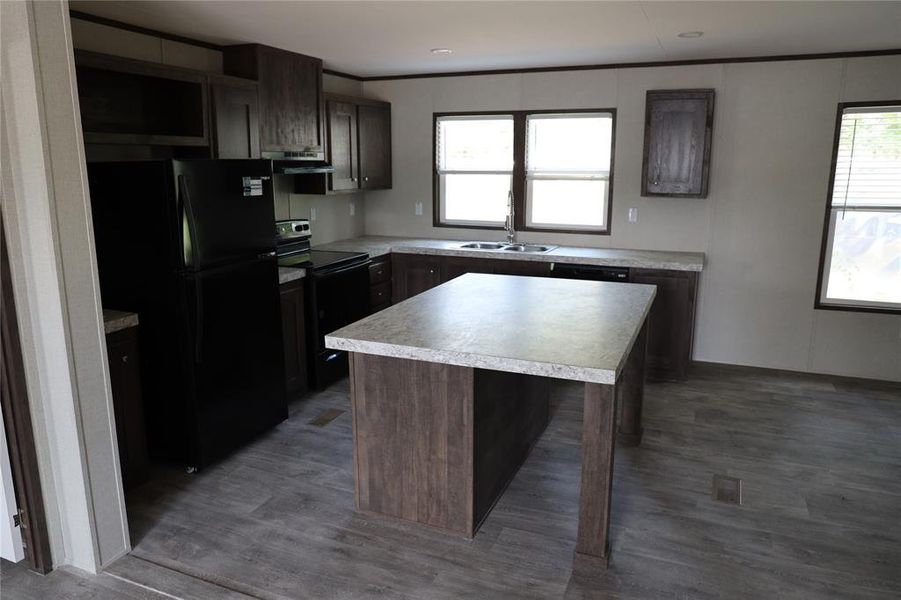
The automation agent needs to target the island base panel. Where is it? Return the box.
[349,353,549,537]
[576,381,617,564]
[474,370,549,528]
[616,320,648,447]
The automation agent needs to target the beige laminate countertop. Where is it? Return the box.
[326,273,656,385]
[313,236,704,272]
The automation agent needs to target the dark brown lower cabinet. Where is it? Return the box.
[279,279,308,395]
[368,255,392,312]
[391,254,443,302]
[630,268,698,381]
[105,326,149,490]
[388,252,698,382]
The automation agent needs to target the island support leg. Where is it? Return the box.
[575,381,617,567]
[617,320,648,447]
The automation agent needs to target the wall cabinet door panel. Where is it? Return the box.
[210,78,260,159]
[224,44,324,153]
[641,89,714,198]
[358,103,392,190]
[328,100,359,191]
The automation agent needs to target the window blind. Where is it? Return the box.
[831,106,901,209]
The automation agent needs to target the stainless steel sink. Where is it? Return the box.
[503,244,555,253]
[460,242,507,250]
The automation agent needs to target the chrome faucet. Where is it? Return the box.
[504,189,516,245]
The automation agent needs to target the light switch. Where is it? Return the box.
[349,201,355,216]
[415,202,423,216]
[310,207,317,221]
[628,207,638,223]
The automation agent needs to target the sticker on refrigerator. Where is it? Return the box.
[242,177,264,197]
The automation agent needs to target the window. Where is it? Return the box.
[526,113,613,231]
[434,109,616,233]
[436,115,513,227]
[817,102,901,313]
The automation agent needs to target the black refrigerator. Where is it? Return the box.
[88,159,287,471]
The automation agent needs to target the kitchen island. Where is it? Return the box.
[326,273,656,567]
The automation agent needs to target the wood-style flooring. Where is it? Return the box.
[3,363,900,599]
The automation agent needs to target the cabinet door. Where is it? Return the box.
[392,254,442,302]
[327,100,359,191]
[358,103,392,189]
[495,259,552,277]
[442,256,496,282]
[225,45,323,152]
[630,269,698,381]
[210,80,260,159]
[105,328,149,490]
[641,89,714,198]
[280,279,308,395]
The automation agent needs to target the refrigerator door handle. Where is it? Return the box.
[178,174,201,270]
[178,174,204,363]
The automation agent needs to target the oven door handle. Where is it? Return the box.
[314,259,372,279]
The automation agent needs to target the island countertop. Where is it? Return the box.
[313,235,704,272]
[326,273,656,384]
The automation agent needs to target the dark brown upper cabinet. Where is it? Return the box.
[358,103,392,190]
[74,50,209,147]
[223,44,324,153]
[641,89,714,198]
[295,94,392,194]
[208,75,261,159]
[328,98,360,191]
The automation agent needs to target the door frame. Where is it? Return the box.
[0,217,52,573]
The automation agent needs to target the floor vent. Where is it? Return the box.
[309,409,344,427]
[712,474,742,505]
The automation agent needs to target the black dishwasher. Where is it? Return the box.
[550,263,630,282]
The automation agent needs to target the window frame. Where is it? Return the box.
[814,100,901,315]
[432,108,617,234]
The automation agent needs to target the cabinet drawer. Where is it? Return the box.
[369,258,392,285]
[370,281,392,307]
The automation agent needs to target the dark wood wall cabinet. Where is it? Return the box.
[641,89,714,198]
[295,93,392,194]
[280,279,308,396]
[105,326,149,490]
[75,50,209,147]
[209,75,261,159]
[223,44,324,153]
[75,50,260,160]
[390,254,697,381]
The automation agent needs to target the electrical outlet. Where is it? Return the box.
[415,202,423,216]
[628,207,638,223]
[349,201,355,217]
[310,207,317,221]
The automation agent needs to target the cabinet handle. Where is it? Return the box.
[121,355,129,363]
[364,176,369,182]
[351,177,356,182]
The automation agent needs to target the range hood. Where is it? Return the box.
[264,149,335,175]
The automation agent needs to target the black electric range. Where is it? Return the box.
[276,221,371,390]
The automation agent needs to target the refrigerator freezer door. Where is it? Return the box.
[174,160,276,271]
[181,257,287,467]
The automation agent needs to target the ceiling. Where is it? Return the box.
[69,1,901,78]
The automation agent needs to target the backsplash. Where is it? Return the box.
[273,175,365,245]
